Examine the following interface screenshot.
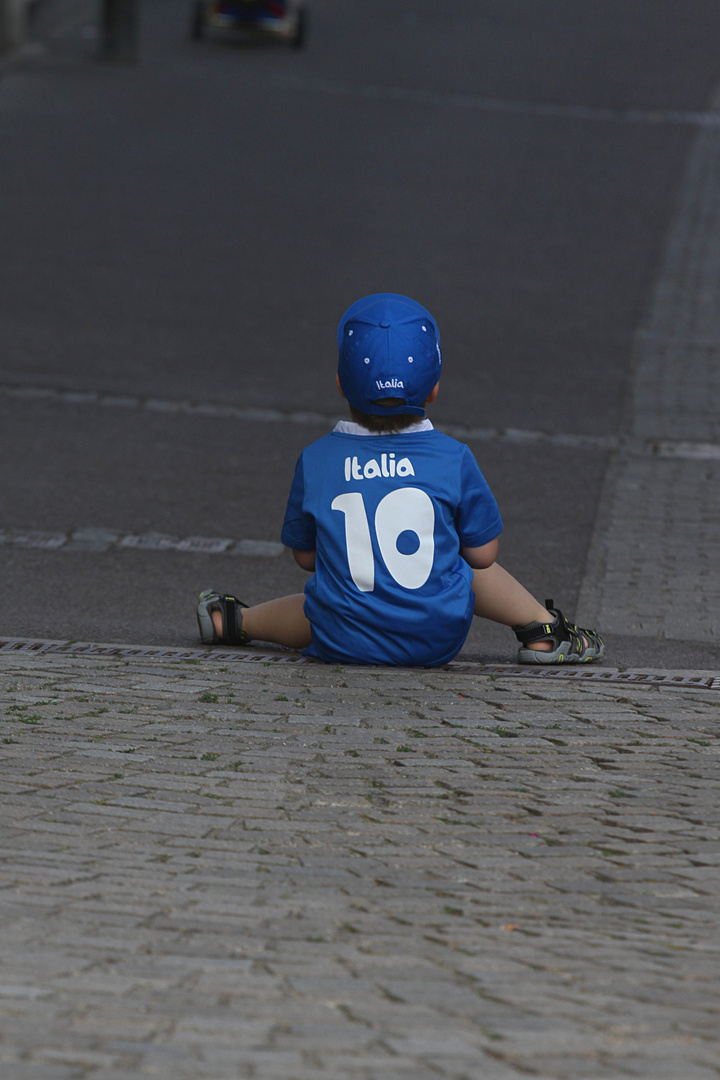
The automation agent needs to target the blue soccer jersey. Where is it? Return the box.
[281,421,503,666]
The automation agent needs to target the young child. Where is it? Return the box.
[197,293,604,667]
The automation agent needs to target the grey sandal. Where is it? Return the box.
[513,600,605,664]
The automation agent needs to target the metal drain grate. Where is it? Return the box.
[0,639,310,664]
[449,664,720,691]
[0,640,717,688]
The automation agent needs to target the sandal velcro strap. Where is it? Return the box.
[222,595,247,646]
[513,618,558,646]
[197,590,249,646]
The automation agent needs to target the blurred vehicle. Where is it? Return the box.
[191,0,308,48]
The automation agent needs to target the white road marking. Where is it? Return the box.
[5,379,720,459]
[0,527,285,557]
[230,71,720,131]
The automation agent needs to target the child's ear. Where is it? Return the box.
[425,382,440,405]
[336,374,346,399]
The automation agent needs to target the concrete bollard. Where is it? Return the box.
[101,0,137,63]
[0,0,26,57]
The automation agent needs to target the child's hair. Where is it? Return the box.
[349,398,423,434]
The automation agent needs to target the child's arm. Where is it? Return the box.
[293,549,316,572]
[460,537,499,570]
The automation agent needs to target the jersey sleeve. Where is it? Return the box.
[455,446,503,547]
[280,453,317,551]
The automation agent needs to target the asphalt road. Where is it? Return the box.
[2,0,720,665]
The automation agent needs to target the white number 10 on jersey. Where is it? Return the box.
[331,487,435,592]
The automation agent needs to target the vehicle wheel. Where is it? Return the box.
[191,0,205,40]
[291,6,307,48]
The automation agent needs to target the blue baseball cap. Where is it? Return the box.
[337,293,442,417]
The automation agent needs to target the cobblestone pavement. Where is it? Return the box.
[577,84,720,645]
[1,651,719,1079]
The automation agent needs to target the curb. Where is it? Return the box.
[1,638,717,690]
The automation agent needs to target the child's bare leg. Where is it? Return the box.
[471,563,553,650]
[211,594,312,650]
